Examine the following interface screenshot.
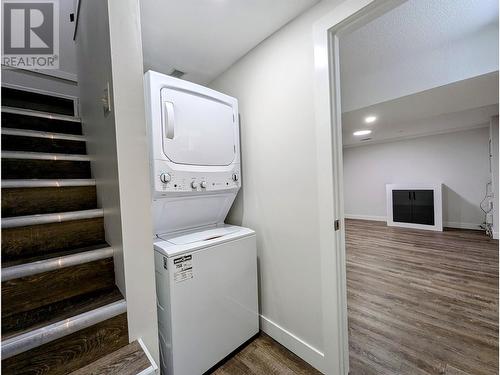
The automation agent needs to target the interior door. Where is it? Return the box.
[160,87,236,166]
[412,190,434,225]
[392,190,412,223]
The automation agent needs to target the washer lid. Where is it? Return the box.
[154,225,255,257]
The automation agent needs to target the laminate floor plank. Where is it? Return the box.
[346,219,498,375]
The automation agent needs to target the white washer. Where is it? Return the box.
[154,225,258,375]
[144,71,259,375]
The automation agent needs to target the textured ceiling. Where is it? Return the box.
[341,0,498,75]
[339,0,499,112]
[140,0,319,84]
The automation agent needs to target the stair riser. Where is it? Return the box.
[2,186,97,217]
[1,313,129,375]
[2,159,91,179]
[2,288,122,339]
[2,258,115,318]
[2,218,105,263]
[2,112,82,135]
[2,87,75,116]
[2,135,87,155]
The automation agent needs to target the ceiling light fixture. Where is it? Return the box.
[364,116,377,124]
[353,130,372,136]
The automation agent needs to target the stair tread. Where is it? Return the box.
[2,242,110,268]
[69,341,151,375]
[2,110,83,135]
[2,288,124,341]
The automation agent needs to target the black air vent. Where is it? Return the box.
[169,69,185,78]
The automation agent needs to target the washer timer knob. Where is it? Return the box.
[232,173,239,182]
[160,173,171,183]
[200,181,207,188]
[191,181,199,189]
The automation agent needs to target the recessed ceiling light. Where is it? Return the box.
[353,130,372,136]
[364,116,377,124]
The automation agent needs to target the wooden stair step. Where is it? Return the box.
[2,257,115,319]
[2,216,105,265]
[2,87,75,116]
[1,313,129,375]
[2,110,82,135]
[2,134,87,155]
[2,158,91,179]
[3,287,123,340]
[2,242,109,269]
[69,341,152,375]
[2,185,97,217]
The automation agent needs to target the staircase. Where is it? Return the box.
[1,87,153,374]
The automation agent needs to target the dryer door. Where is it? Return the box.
[160,87,236,166]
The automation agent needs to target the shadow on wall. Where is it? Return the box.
[227,114,245,226]
[442,185,484,227]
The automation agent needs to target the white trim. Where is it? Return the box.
[313,2,405,373]
[2,209,103,229]
[386,183,443,232]
[2,179,95,188]
[2,247,113,281]
[2,128,85,142]
[344,123,490,149]
[2,300,127,359]
[260,315,325,373]
[1,67,78,83]
[2,151,90,161]
[2,106,81,122]
[444,221,482,230]
[138,338,159,374]
[493,231,499,240]
[344,214,386,222]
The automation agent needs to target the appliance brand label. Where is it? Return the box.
[173,255,193,283]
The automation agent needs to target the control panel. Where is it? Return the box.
[154,160,240,197]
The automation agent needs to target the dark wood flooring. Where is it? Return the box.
[346,219,499,375]
[210,333,322,375]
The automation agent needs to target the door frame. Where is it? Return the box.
[312,1,406,373]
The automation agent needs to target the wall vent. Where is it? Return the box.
[169,69,185,78]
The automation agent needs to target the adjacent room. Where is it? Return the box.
[339,1,499,373]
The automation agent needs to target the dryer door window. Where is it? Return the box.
[160,87,236,166]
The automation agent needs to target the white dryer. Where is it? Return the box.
[144,71,259,375]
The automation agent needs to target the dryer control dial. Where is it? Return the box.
[200,181,207,188]
[191,181,199,189]
[160,173,171,183]
[232,173,239,182]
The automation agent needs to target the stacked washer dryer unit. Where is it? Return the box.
[144,71,259,375]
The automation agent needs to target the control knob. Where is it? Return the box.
[200,181,207,189]
[232,173,239,182]
[191,181,199,189]
[160,173,171,183]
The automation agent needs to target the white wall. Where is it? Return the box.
[343,128,491,229]
[210,0,345,370]
[490,116,499,239]
[2,0,79,96]
[76,0,159,365]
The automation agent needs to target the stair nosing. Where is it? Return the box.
[2,246,113,282]
[1,179,96,188]
[2,106,81,123]
[1,299,127,359]
[2,208,104,228]
[2,128,86,142]
[2,151,90,161]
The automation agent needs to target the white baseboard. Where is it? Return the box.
[259,315,325,373]
[494,231,499,240]
[443,221,482,230]
[344,214,386,222]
